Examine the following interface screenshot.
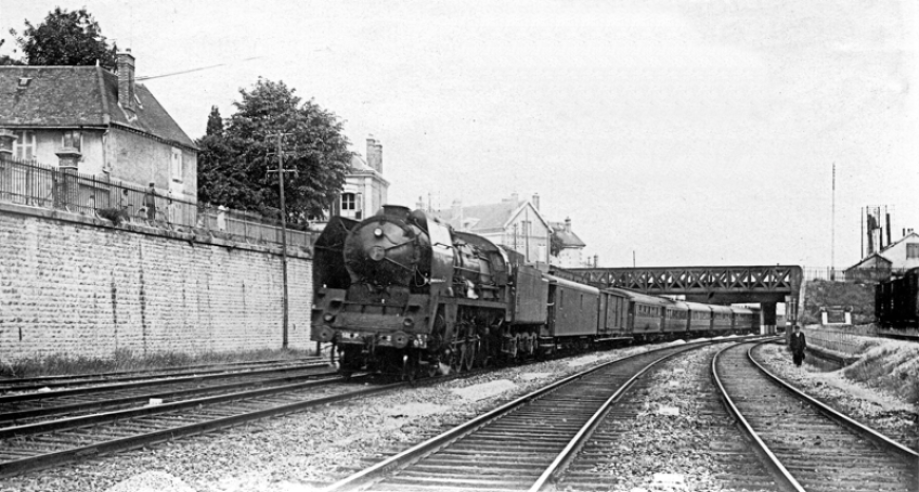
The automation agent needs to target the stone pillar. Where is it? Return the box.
[56,148,82,211]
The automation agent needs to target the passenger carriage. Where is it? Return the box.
[684,301,713,332]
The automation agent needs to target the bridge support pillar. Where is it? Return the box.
[761,302,777,335]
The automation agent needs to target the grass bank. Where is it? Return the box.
[806,327,919,405]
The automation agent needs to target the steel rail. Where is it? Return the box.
[527,343,700,491]
[711,340,804,492]
[0,375,355,440]
[322,336,760,492]
[0,356,323,388]
[748,341,919,467]
[0,369,340,424]
[0,380,404,478]
[0,361,331,405]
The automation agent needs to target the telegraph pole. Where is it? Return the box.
[268,133,297,349]
[831,163,836,280]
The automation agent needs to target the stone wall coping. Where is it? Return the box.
[0,201,312,260]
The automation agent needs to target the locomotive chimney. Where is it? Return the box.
[117,50,136,109]
[366,136,382,174]
[532,193,540,210]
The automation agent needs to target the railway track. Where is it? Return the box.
[0,363,338,425]
[714,340,919,492]
[0,356,326,393]
[554,342,777,491]
[325,337,754,492]
[0,373,397,478]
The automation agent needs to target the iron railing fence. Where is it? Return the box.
[0,155,313,249]
[805,324,879,355]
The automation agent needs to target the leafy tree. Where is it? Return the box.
[0,39,23,65]
[11,8,117,69]
[198,80,352,222]
[196,106,233,205]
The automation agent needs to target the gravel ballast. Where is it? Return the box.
[2,336,915,492]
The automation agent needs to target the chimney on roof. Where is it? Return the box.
[532,193,540,210]
[117,50,136,109]
[366,136,382,174]
[511,193,518,206]
[565,217,572,233]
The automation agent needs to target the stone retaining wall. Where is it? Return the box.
[0,202,312,362]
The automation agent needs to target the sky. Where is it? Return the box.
[1,0,917,270]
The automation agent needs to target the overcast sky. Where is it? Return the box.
[2,0,917,270]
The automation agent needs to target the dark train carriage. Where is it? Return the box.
[684,301,713,332]
[613,289,669,339]
[544,275,600,341]
[664,300,690,333]
[598,289,630,340]
[876,268,919,328]
[731,306,759,334]
[710,305,734,332]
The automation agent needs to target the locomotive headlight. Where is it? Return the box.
[323,313,336,323]
[373,227,383,238]
[403,318,414,328]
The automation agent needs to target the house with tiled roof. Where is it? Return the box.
[0,51,197,201]
[432,193,552,267]
[549,218,587,268]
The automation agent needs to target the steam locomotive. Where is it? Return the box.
[311,205,760,378]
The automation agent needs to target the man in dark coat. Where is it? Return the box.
[790,325,807,367]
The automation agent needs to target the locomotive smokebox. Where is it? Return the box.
[343,206,430,288]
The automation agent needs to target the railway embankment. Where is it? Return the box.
[803,327,919,404]
[801,279,874,324]
[757,340,919,450]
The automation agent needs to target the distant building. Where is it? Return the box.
[432,193,552,267]
[0,51,198,200]
[844,231,919,282]
[549,218,586,268]
[327,136,389,221]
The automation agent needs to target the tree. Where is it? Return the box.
[0,39,23,65]
[11,8,117,69]
[198,80,352,222]
[196,106,233,205]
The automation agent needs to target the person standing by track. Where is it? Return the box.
[790,325,807,367]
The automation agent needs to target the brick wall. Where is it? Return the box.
[0,203,312,362]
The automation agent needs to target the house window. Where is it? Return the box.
[171,148,183,182]
[341,193,356,211]
[13,130,35,161]
[62,130,82,151]
[907,244,919,259]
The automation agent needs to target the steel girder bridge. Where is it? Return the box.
[557,265,804,331]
